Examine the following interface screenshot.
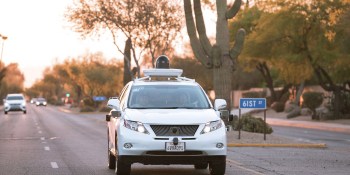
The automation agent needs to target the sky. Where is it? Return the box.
[0,0,118,88]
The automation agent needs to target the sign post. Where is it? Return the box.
[239,98,267,140]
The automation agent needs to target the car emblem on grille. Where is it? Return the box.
[170,127,180,135]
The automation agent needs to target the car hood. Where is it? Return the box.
[124,109,219,124]
[6,100,25,104]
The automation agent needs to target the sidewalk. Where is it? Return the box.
[252,109,350,134]
[228,108,350,148]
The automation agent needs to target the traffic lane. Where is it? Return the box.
[0,108,62,175]
[29,104,113,175]
[228,147,350,175]
[272,125,350,149]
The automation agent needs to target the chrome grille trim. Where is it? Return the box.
[150,125,199,136]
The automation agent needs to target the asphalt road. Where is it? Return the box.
[1,105,349,175]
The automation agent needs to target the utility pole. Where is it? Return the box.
[0,34,8,62]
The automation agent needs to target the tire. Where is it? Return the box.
[209,160,226,175]
[115,157,131,175]
[194,163,208,169]
[4,111,7,115]
[23,111,26,114]
[114,133,131,175]
[108,130,116,169]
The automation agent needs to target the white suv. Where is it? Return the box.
[4,93,27,114]
[106,69,229,175]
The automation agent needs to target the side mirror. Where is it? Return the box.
[107,97,121,110]
[214,99,227,111]
[111,110,121,117]
[106,114,111,122]
[220,110,229,119]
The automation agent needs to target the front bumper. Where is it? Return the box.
[117,123,227,161]
[5,104,26,112]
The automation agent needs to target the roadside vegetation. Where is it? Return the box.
[0,0,349,120]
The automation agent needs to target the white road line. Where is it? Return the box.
[226,159,264,175]
[38,131,42,134]
[42,141,47,144]
[51,162,58,169]
[37,126,40,129]
[41,137,45,140]
[44,147,50,151]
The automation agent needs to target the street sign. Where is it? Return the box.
[239,98,266,109]
[93,96,107,101]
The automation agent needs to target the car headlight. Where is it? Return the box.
[36,102,39,105]
[123,119,149,134]
[22,102,26,106]
[4,102,9,107]
[201,120,223,134]
[43,102,47,105]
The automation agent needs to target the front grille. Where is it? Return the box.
[10,104,21,106]
[150,125,199,136]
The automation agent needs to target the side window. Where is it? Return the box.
[119,84,131,109]
[119,84,129,101]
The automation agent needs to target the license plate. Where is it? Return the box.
[165,142,185,152]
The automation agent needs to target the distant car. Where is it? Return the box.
[35,98,47,106]
[4,93,26,114]
[30,98,37,104]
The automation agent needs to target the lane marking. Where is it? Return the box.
[226,158,264,175]
[41,137,45,140]
[45,146,50,151]
[42,141,47,144]
[51,162,58,168]
[38,131,42,134]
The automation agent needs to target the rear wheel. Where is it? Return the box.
[209,160,226,175]
[108,130,116,169]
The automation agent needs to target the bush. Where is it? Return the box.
[302,92,323,119]
[99,106,111,112]
[302,92,323,110]
[80,106,96,112]
[233,114,273,134]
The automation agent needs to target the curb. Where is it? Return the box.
[227,143,327,148]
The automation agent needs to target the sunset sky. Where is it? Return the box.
[0,0,118,87]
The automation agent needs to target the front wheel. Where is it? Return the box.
[115,157,131,175]
[209,160,226,175]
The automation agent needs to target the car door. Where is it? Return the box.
[109,83,131,151]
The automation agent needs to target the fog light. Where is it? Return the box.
[216,143,224,148]
[124,143,133,149]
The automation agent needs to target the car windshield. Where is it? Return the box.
[128,85,210,109]
[7,96,24,100]
[37,98,46,101]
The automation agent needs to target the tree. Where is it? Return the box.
[66,0,182,83]
[184,0,246,109]
[239,0,350,118]
[0,63,25,101]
